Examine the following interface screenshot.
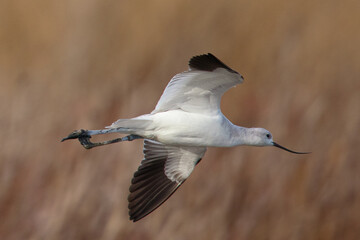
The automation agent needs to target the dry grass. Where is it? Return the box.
[0,0,359,239]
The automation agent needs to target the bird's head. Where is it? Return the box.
[246,128,309,154]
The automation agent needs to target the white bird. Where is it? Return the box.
[62,53,308,222]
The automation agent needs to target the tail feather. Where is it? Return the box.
[107,119,151,129]
[106,115,154,136]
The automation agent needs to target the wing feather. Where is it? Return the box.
[189,53,239,73]
[128,140,206,222]
[153,53,243,114]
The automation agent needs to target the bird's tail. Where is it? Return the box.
[106,115,154,136]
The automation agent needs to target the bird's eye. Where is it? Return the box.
[266,133,271,139]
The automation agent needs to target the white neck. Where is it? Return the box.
[230,126,263,146]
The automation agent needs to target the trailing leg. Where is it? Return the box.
[61,129,143,149]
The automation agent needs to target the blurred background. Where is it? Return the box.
[1,0,359,239]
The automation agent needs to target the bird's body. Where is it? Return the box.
[111,110,240,147]
[62,53,308,222]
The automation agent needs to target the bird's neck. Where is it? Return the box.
[230,126,255,146]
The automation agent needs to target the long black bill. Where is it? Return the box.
[272,142,310,154]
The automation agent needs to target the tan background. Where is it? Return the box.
[1,0,359,239]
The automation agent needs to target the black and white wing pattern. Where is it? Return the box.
[152,53,244,115]
[128,139,206,222]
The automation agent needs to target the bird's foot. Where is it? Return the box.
[61,129,97,149]
[61,129,90,142]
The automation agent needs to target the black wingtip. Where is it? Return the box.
[128,167,181,222]
[188,53,238,73]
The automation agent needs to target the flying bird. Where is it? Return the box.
[62,53,308,222]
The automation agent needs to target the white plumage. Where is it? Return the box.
[62,53,308,222]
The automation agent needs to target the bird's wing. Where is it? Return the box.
[128,139,206,222]
[152,53,244,115]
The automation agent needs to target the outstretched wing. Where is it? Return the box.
[128,139,206,222]
[152,53,244,115]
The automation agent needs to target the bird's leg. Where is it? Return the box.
[77,134,143,149]
[61,129,143,149]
